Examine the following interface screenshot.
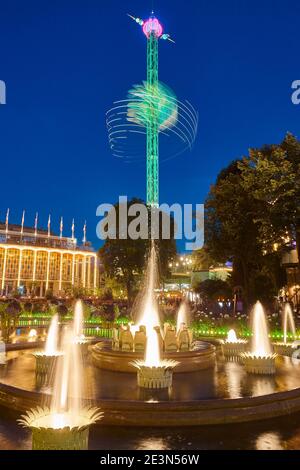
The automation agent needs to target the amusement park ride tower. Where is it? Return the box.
[128,13,174,208]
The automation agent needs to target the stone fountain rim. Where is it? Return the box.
[2,369,300,419]
[3,377,300,407]
[2,347,300,426]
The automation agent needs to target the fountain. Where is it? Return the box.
[131,326,178,389]
[91,243,216,373]
[176,301,193,350]
[176,300,189,333]
[112,254,194,354]
[130,243,178,388]
[0,339,6,365]
[221,328,247,358]
[242,301,277,375]
[19,305,101,450]
[28,328,38,342]
[273,303,297,356]
[33,314,63,387]
[73,299,90,357]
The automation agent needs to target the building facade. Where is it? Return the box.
[281,248,300,308]
[0,223,99,296]
[165,253,232,293]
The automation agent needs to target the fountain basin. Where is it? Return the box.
[242,352,277,375]
[19,406,102,450]
[91,339,216,373]
[273,343,297,357]
[2,351,300,426]
[221,340,248,358]
[33,352,63,387]
[75,339,91,358]
[132,360,178,389]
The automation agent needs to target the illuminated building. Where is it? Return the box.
[0,219,99,296]
[281,248,300,307]
[164,254,233,294]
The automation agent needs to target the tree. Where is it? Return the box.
[56,303,68,317]
[192,246,215,270]
[0,300,22,343]
[194,278,231,302]
[239,133,300,266]
[205,160,263,305]
[205,159,285,306]
[99,198,176,303]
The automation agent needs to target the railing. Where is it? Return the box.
[16,316,300,342]
[17,315,114,330]
[0,231,95,253]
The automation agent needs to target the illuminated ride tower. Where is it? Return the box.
[128,14,175,208]
[107,16,197,209]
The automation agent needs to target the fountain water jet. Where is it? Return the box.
[283,303,296,344]
[20,304,101,450]
[273,303,297,356]
[221,328,247,358]
[135,242,161,331]
[33,314,62,387]
[73,299,90,356]
[227,329,238,343]
[45,314,59,355]
[132,326,178,388]
[0,340,6,365]
[131,243,178,387]
[242,301,276,375]
[176,301,189,334]
[175,300,193,350]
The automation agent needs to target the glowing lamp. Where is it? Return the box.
[143,17,163,38]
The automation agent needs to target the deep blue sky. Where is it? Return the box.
[1,0,300,251]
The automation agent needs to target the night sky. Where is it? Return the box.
[1,0,300,251]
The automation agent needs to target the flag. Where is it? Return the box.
[21,210,25,234]
[47,214,51,237]
[34,212,38,235]
[60,216,63,238]
[83,220,87,243]
[71,218,75,239]
[5,208,9,231]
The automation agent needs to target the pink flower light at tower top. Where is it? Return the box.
[142,17,163,38]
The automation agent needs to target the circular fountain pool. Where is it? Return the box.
[91,339,216,373]
[1,347,300,426]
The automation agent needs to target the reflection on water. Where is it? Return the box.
[137,437,168,450]
[255,432,283,450]
[2,348,300,450]
[0,413,31,450]
[2,409,300,450]
[223,361,244,399]
[2,351,300,402]
[252,377,276,397]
